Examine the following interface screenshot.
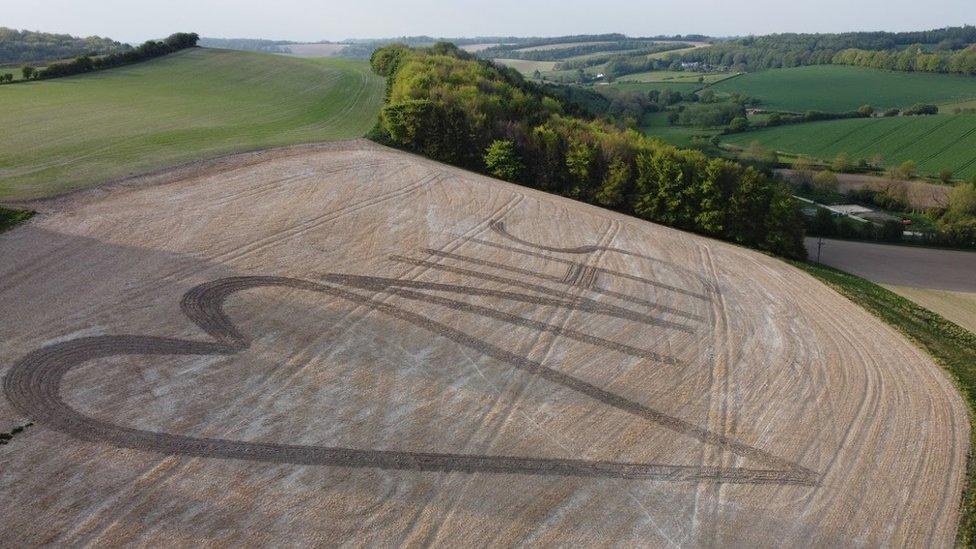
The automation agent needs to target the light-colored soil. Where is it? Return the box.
[806,237,976,292]
[884,286,976,334]
[460,43,502,52]
[492,58,557,74]
[283,43,349,57]
[514,41,616,52]
[779,169,951,210]
[0,141,966,546]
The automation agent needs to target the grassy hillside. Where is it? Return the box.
[712,65,976,112]
[723,114,976,179]
[0,48,384,201]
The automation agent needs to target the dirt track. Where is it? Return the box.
[0,140,967,546]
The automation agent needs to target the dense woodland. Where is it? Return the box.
[676,26,976,74]
[0,27,128,65]
[369,43,806,258]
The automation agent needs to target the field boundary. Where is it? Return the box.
[791,260,976,546]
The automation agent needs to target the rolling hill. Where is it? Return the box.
[0,48,384,201]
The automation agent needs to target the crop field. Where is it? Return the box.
[0,141,965,546]
[712,65,976,112]
[0,48,384,201]
[725,114,976,179]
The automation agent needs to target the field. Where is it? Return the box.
[712,65,976,112]
[0,68,29,81]
[793,260,976,543]
[0,48,384,201]
[724,114,976,179]
[615,70,735,84]
[606,80,702,95]
[492,58,557,74]
[0,141,965,545]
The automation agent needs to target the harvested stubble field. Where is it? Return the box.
[0,141,967,545]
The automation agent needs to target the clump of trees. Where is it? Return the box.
[370,43,807,259]
[673,26,976,74]
[935,180,976,247]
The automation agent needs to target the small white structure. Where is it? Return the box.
[828,204,873,216]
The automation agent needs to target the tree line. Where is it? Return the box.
[674,26,976,73]
[831,46,976,76]
[369,43,807,259]
[15,33,199,82]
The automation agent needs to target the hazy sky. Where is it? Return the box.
[4,0,973,43]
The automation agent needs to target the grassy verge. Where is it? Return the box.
[0,207,34,233]
[792,260,976,545]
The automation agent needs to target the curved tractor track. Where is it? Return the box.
[4,270,817,485]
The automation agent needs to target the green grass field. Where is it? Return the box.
[0,48,384,201]
[724,114,976,179]
[712,65,976,112]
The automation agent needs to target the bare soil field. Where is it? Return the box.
[460,43,503,52]
[0,141,967,546]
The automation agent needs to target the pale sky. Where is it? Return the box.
[3,0,973,44]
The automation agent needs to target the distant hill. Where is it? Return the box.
[0,27,128,65]
[198,37,296,53]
